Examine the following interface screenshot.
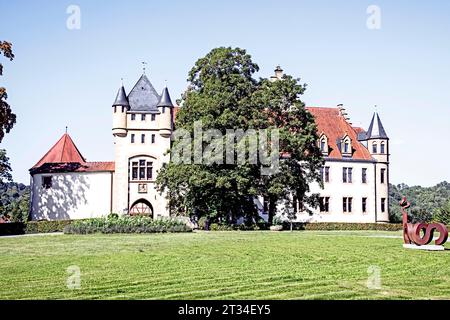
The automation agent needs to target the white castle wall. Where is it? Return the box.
[112,111,171,217]
[31,172,112,220]
[271,159,389,223]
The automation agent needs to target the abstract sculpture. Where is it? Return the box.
[400,197,448,249]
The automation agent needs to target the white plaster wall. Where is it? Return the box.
[112,111,171,217]
[31,172,112,221]
[272,160,389,223]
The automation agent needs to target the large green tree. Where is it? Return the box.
[156,47,323,223]
[0,41,16,143]
[252,75,323,224]
[157,47,262,222]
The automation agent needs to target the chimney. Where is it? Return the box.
[338,104,351,122]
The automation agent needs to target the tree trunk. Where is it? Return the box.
[268,196,277,225]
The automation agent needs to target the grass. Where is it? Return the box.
[0,230,449,300]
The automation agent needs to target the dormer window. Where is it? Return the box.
[344,141,349,153]
[319,133,328,155]
[380,142,385,154]
[341,134,352,156]
[372,142,377,154]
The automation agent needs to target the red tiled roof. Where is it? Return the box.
[306,107,373,161]
[84,162,115,172]
[33,134,86,168]
[31,134,115,173]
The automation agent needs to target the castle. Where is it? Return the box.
[29,67,390,223]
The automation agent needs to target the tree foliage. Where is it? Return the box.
[389,181,450,223]
[0,181,30,222]
[156,47,323,223]
[0,40,16,143]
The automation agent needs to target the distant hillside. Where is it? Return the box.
[389,181,450,222]
[0,182,30,222]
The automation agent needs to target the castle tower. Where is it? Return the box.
[367,112,389,222]
[157,86,174,137]
[112,84,129,137]
[111,72,171,218]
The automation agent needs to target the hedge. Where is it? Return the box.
[26,220,74,234]
[281,222,403,231]
[63,216,192,234]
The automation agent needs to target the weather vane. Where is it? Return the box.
[142,61,147,74]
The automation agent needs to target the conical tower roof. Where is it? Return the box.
[157,86,174,108]
[32,134,86,168]
[366,112,388,139]
[112,85,129,107]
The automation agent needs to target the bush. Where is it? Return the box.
[281,222,403,231]
[26,220,73,234]
[63,216,192,234]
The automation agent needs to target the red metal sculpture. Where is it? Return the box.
[400,197,448,246]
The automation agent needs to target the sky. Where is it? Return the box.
[0,0,449,186]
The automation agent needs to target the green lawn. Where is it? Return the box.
[1,231,449,300]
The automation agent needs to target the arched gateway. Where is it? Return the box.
[129,199,153,217]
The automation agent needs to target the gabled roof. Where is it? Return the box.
[306,107,373,161]
[32,134,86,168]
[127,74,161,112]
[366,112,388,139]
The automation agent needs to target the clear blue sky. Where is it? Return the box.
[1,0,449,186]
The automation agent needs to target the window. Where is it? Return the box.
[343,197,353,213]
[141,114,146,121]
[132,162,138,180]
[319,197,330,213]
[162,107,166,114]
[131,114,136,120]
[344,141,349,153]
[141,134,145,143]
[372,142,377,153]
[151,114,156,121]
[362,168,367,184]
[131,134,135,143]
[381,198,386,213]
[320,166,330,183]
[362,197,367,213]
[380,142,385,154]
[122,106,125,113]
[324,167,330,182]
[42,176,52,189]
[320,139,326,152]
[132,160,153,181]
[381,168,386,184]
[343,167,352,183]
[114,106,117,113]
[151,134,155,144]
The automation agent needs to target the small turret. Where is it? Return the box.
[270,65,284,82]
[157,86,174,137]
[367,112,389,163]
[112,84,129,137]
